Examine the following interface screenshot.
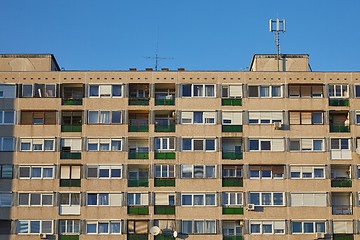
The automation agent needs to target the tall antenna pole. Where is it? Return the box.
[269,19,286,71]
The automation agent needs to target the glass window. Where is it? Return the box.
[292,222,302,233]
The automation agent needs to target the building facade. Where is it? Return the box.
[0,54,359,240]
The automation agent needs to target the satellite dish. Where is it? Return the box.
[173,231,178,238]
[150,226,161,236]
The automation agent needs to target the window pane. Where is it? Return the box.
[111,168,121,178]
[194,140,203,150]
[292,222,302,233]
[273,193,283,205]
[42,195,52,206]
[250,224,260,233]
[193,112,203,123]
[249,140,259,150]
[89,85,99,97]
[303,222,314,233]
[182,85,191,97]
[87,223,97,233]
[3,111,14,124]
[30,194,41,205]
[110,222,121,233]
[182,139,192,150]
[22,85,33,97]
[249,193,260,205]
[42,221,52,234]
[262,193,271,205]
[43,168,53,178]
[182,221,192,234]
[260,86,269,97]
[30,221,40,233]
[87,194,97,205]
[88,111,99,124]
[205,139,215,150]
[205,85,215,96]
[2,165,13,178]
[193,85,203,97]
[31,168,42,178]
[272,86,281,97]
[263,224,273,233]
[112,85,122,97]
[112,111,121,123]
[260,141,271,150]
[100,111,110,124]
[182,195,192,205]
[98,223,109,233]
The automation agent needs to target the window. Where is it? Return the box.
[61,138,82,152]
[181,220,216,234]
[288,84,323,98]
[59,220,80,234]
[328,84,349,98]
[127,220,148,234]
[86,221,121,234]
[182,84,215,97]
[289,111,323,125]
[87,165,122,179]
[17,220,53,234]
[60,165,81,182]
[222,85,242,98]
[87,138,122,151]
[18,166,54,179]
[21,84,56,98]
[223,221,242,236]
[20,138,55,151]
[20,111,56,125]
[249,192,284,206]
[222,192,243,206]
[127,193,149,206]
[88,84,123,98]
[355,111,360,124]
[182,138,216,151]
[0,192,12,206]
[154,193,176,206]
[355,85,360,98]
[292,221,326,234]
[88,110,122,124]
[181,111,216,124]
[154,137,175,151]
[0,84,16,98]
[330,138,351,160]
[0,137,15,151]
[249,139,284,151]
[0,110,15,124]
[222,112,242,125]
[333,221,353,234]
[250,221,285,234]
[248,111,283,124]
[0,220,11,234]
[18,193,53,206]
[290,193,327,206]
[154,165,175,178]
[290,166,325,179]
[289,139,324,151]
[222,165,242,178]
[87,193,122,206]
[181,165,216,178]
[248,85,282,98]
[249,165,284,179]
[0,165,13,179]
[181,193,216,206]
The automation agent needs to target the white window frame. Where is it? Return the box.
[181,165,216,178]
[87,110,122,124]
[289,138,325,152]
[182,138,217,151]
[60,192,81,207]
[18,165,55,179]
[290,193,327,207]
[0,84,16,98]
[18,192,53,207]
[19,138,55,152]
[0,110,15,125]
[154,165,175,178]
[222,192,243,206]
[289,166,325,179]
[127,193,149,206]
[292,221,326,234]
[181,111,216,124]
[181,220,216,234]
[0,137,15,151]
[154,137,175,151]
[59,219,80,234]
[17,220,53,234]
[248,111,283,124]
[181,84,216,98]
[248,85,283,98]
[249,139,284,151]
[330,138,351,160]
[328,84,349,98]
[87,165,122,179]
[222,85,243,98]
[250,221,285,235]
[181,193,217,206]
[88,84,123,98]
[87,138,122,151]
[86,220,122,234]
[87,193,122,206]
[249,192,285,206]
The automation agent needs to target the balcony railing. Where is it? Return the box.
[330,125,350,132]
[154,205,175,215]
[128,125,149,132]
[331,179,352,187]
[128,179,149,187]
[60,152,81,159]
[128,98,149,105]
[332,205,353,215]
[128,234,148,240]
[61,125,82,132]
[329,99,349,106]
[222,125,242,132]
[155,152,176,159]
[154,178,175,187]
[62,98,83,105]
[222,151,243,160]
[59,235,80,240]
[60,179,81,187]
[222,206,244,215]
[128,152,149,159]
[127,206,149,215]
[222,98,242,106]
[223,236,243,240]
[333,234,354,240]
[155,236,175,240]
[222,178,243,187]
[155,98,175,106]
[155,124,175,132]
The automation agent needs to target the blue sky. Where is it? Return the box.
[1,0,359,71]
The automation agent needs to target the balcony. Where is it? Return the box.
[330,125,350,133]
[333,235,354,240]
[60,152,81,159]
[222,151,243,160]
[61,125,82,132]
[155,152,176,159]
[127,206,149,215]
[222,125,242,132]
[222,98,242,106]
[222,178,243,187]
[129,98,149,106]
[59,236,80,240]
[222,206,243,215]
[128,179,149,187]
[60,179,81,187]
[154,205,175,215]
[223,236,243,240]
[332,205,352,215]
[155,98,175,106]
[128,125,149,132]
[329,99,349,106]
[128,152,149,159]
[155,124,175,132]
[154,178,175,187]
[331,179,352,187]
[62,98,83,105]
[128,234,148,240]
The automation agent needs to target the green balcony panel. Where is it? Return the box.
[222,125,242,132]
[154,178,175,187]
[60,152,81,159]
[127,206,149,215]
[129,98,149,105]
[128,234,148,240]
[223,236,243,240]
[331,179,352,187]
[222,207,244,215]
[61,125,82,132]
[154,205,175,215]
[128,125,149,132]
[155,125,175,132]
[59,235,80,240]
[333,235,354,240]
[329,99,349,106]
[155,152,176,159]
[222,152,243,160]
[222,99,242,106]
[128,152,149,159]
[128,179,149,187]
[60,179,81,187]
[330,125,350,132]
[222,178,243,187]
[62,99,83,105]
[155,235,175,240]
[155,98,175,106]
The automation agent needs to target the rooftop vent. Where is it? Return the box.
[161,68,169,71]
[178,68,185,71]
[129,68,137,71]
[145,68,153,71]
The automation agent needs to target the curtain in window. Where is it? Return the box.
[111,140,121,151]
[193,85,203,96]
[260,86,269,97]
[205,85,214,96]
[88,111,99,124]
[181,165,192,178]
[194,165,204,178]
[205,194,215,205]
[194,221,204,233]
[98,223,108,233]
[100,111,110,124]
[193,195,204,205]
[110,222,121,233]
[98,194,109,205]
[44,140,54,151]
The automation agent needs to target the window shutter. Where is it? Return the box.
[141,194,149,205]
[289,85,300,97]
[248,112,260,122]
[44,112,56,125]
[301,139,313,150]
[301,85,311,97]
[289,112,300,124]
[314,194,326,206]
[301,112,312,124]
[229,85,242,97]
[155,193,169,205]
[272,139,284,151]
[100,85,111,96]
[290,193,302,206]
[312,85,323,97]
[290,166,301,172]
[260,112,271,120]
[333,221,353,234]
[110,193,122,206]
[204,112,216,122]
[71,139,82,151]
[272,112,283,122]
[21,112,33,125]
[302,194,314,206]
[274,221,285,230]
[60,166,70,179]
[71,166,81,179]
[181,112,193,123]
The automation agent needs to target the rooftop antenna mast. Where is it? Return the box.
[269,18,286,71]
[145,28,173,70]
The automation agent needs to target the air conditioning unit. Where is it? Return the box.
[247,204,255,211]
[39,233,47,239]
[274,122,282,130]
[316,232,325,239]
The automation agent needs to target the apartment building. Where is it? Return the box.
[0,53,359,240]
